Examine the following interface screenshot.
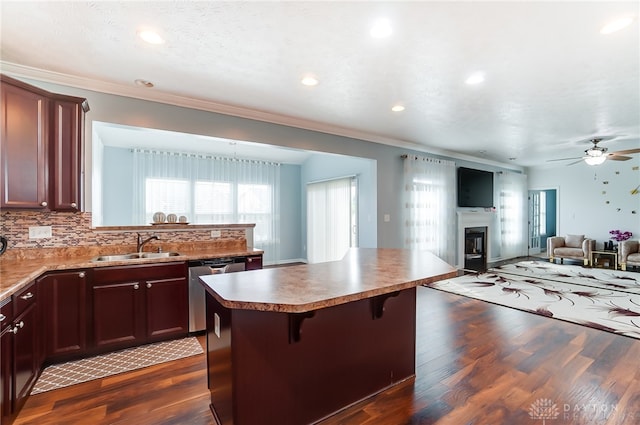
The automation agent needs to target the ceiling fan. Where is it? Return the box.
[547,137,640,166]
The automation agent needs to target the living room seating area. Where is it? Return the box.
[547,234,595,266]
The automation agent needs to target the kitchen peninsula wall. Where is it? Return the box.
[0,210,252,261]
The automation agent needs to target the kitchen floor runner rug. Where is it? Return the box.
[491,260,640,295]
[423,271,640,340]
[31,337,204,395]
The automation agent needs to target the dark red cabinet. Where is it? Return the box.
[245,254,263,270]
[51,97,88,211]
[0,298,13,422]
[0,78,49,209]
[39,270,88,361]
[11,282,40,418]
[0,74,88,211]
[91,262,188,353]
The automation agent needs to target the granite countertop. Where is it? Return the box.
[200,248,457,313]
[0,247,263,301]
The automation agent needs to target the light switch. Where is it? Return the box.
[384,214,391,222]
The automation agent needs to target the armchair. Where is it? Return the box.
[619,240,640,271]
[547,235,595,266]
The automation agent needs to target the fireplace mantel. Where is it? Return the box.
[457,211,496,268]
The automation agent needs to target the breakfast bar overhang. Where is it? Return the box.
[199,248,456,425]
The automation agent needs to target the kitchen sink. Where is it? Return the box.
[91,252,181,262]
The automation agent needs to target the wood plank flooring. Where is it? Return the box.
[13,285,640,424]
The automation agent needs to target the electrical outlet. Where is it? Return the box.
[28,225,52,239]
[211,230,221,238]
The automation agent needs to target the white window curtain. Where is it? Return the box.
[132,149,280,263]
[402,155,456,265]
[307,177,354,263]
[497,171,528,259]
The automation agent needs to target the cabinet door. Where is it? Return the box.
[0,300,13,421]
[245,255,263,270]
[51,98,85,211]
[13,302,38,414]
[39,270,87,360]
[92,281,144,351]
[145,276,188,341]
[0,80,49,209]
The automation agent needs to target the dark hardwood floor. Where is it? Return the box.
[14,278,640,424]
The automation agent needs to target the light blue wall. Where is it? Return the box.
[102,146,133,225]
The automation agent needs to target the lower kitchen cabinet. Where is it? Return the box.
[1,298,13,422]
[39,270,88,362]
[91,262,188,353]
[11,281,41,419]
[245,254,263,270]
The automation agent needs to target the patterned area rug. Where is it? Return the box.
[32,337,204,394]
[423,261,640,339]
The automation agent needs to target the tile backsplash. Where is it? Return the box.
[0,211,249,254]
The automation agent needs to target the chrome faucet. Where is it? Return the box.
[137,233,159,253]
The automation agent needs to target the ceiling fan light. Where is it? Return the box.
[584,155,606,165]
[586,148,604,157]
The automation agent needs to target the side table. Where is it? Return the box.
[590,250,618,270]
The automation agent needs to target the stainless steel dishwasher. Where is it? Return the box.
[188,258,246,332]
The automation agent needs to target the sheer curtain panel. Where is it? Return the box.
[497,171,528,259]
[402,155,456,265]
[307,177,353,263]
[132,149,280,263]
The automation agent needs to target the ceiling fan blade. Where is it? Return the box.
[547,156,582,162]
[567,159,584,166]
[608,154,632,161]
[610,148,640,156]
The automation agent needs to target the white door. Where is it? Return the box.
[528,191,541,255]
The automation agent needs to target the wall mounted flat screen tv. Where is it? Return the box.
[457,167,494,207]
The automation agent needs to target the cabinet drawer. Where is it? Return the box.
[13,282,37,315]
[93,262,187,284]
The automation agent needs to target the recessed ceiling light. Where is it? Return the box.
[465,72,485,85]
[600,17,634,34]
[137,29,165,44]
[301,75,319,86]
[134,79,154,88]
[370,18,393,38]
[391,104,405,112]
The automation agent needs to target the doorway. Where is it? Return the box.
[306,176,358,263]
[528,189,557,255]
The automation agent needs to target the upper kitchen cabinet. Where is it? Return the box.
[0,74,89,211]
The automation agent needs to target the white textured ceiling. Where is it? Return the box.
[1,1,639,168]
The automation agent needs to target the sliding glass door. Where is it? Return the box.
[307,177,358,263]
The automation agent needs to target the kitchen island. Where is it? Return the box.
[199,248,456,425]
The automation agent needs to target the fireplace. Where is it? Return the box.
[464,227,487,272]
[457,211,494,271]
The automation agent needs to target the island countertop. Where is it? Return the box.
[199,248,456,313]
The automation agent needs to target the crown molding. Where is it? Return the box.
[0,61,523,172]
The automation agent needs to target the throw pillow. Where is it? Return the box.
[565,234,585,248]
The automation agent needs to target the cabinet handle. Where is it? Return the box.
[41,201,48,207]
[247,258,253,263]
[133,284,139,290]
[71,202,77,208]
[0,314,5,322]
[146,283,152,289]
[11,322,24,334]
[78,272,86,278]
[20,292,34,300]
